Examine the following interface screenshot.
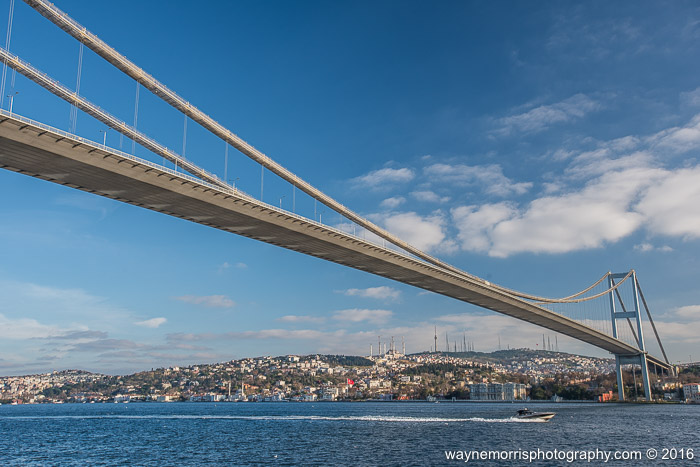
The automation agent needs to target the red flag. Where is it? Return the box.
[347,379,354,386]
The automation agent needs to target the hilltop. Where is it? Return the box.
[1,349,628,404]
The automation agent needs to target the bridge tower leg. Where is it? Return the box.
[609,272,652,402]
[614,355,625,401]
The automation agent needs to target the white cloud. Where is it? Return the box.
[568,150,655,179]
[0,280,133,328]
[445,113,700,257]
[410,190,451,203]
[486,169,651,257]
[170,329,337,341]
[381,211,455,253]
[380,196,406,209]
[452,203,517,253]
[495,94,601,136]
[166,312,606,357]
[450,163,697,257]
[352,167,415,187]
[343,286,400,301]
[176,295,235,308]
[135,317,167,328]
[633,243,673,253]
[681,87,700,107]
[434,313,580,351]
[636,166,700,239]
[653,302,700,348]
[449,166,665,257]
[17,283,104,306]
[424,163,532,197]
[651,114,700,153]
[671,305,700,319]
[653,320,700,344]
[276,315,326,324]
[219,261,248,272]
[0,313,68,339]
[332,308,393,324]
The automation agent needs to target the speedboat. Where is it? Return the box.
[516,408,555,421]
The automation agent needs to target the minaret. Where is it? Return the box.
[378,336,381,356]
[370,344,373,358]
[434,327,438,353]
[402,336,405,356]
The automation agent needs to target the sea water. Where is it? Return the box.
[0,402,697,465]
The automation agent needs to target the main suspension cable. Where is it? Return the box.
[491,271,612,303]
[532,270,635,304]
[21,0,486,283]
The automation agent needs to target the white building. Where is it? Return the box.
[469,382,527,400]
[683,383,700,401]
[269,392,286,402]
[469,383,487,400]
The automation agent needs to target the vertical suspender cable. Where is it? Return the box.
[0,0,15,108]
[70,40,83,133]
[182,115,187,157]
[0,46,230,191]
[179,115,187,172]
[9,58,15,87]
[132,82,139,155]
[224,141,228,182]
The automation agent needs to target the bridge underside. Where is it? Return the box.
[0,115,670,368]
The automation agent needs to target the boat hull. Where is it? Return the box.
[518,412,555,421]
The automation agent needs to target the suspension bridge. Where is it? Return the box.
[0,0,675,401]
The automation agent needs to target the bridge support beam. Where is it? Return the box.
[615,356,625,401]
[615,353,652,402]
[610,271,652,402]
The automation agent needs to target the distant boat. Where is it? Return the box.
[516,408,555,421]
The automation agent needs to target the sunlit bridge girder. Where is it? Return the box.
[0,112,672,369]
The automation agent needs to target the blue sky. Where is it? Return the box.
[1,0,699,375]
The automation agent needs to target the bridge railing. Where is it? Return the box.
[0,108,235,192]
[0,109,414,259]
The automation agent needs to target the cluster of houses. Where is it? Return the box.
[3,352,698,404]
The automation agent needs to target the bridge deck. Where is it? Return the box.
[0,113,670,367]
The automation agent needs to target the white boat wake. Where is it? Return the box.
[0,414,548,423]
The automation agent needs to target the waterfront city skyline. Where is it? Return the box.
[1,0,699,375]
